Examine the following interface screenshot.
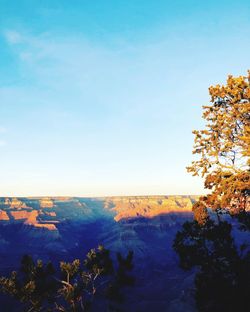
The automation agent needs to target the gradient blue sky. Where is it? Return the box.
[0,0,250,196]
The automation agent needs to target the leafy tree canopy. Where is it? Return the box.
[187,71,250,217]
[174,71,250,312]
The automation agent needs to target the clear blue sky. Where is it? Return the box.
[0,0,250,196]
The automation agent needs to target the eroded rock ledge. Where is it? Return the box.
[0,196,199,229]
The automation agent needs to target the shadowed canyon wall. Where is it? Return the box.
[0,196,199,311]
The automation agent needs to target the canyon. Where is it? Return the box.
[0,195,198,225]
[0,196,199,311]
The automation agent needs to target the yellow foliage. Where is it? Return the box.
[188,70,250,215]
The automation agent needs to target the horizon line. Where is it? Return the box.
[0,194,202,198]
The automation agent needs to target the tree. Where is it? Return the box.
[187,71,250,220]
[173,207,250,312]
[0,255,57,311]
[0,246,134,312]
[173,71,250,312]
[173,219,250,312]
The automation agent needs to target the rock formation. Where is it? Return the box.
[3,198,28,209]
[39,198,54,208]
[104,196,198,221]
[0,210,9,221]
[0,196,199,311]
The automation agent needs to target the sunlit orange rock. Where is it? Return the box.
[24,210,39,224]
[39,198,54,208]
[0,210,9,221]
[8,198,28,209]
[105,196,199,222]
[33,223,57,231]
[13,210,58,231]
[10,210,36,221]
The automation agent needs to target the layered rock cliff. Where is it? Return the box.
[0,196,198,227]
[104,195,198,221]
[0,196,199,311]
